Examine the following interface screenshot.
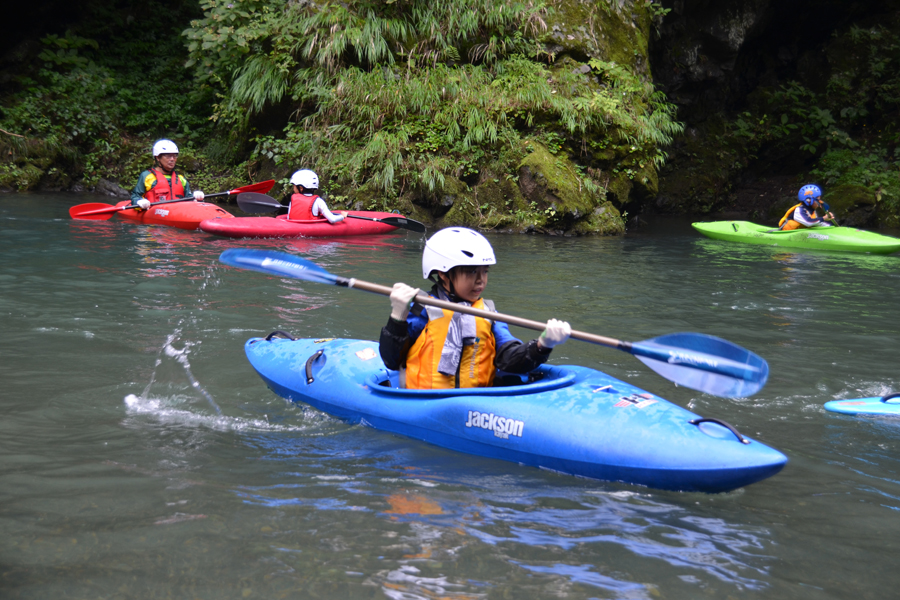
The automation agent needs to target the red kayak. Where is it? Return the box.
[113,200,234,230]
[199,212,403,238]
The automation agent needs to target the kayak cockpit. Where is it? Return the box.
[366,364,578,399]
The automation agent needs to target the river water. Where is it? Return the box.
[2,193,899,599]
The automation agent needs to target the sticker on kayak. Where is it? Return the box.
[355,347,378,361]
[807,232,829,240]
[614,394,658,409]
[837,401,867,406]
[465,410,524,439]
[154,209,169,217]
[314,338,336,344]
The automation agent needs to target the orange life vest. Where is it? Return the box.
[405,298,497,390]
[778,203,815,231]
[288,193,324,221]
[144,169,185,203]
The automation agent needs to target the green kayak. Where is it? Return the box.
[692,221,900,254]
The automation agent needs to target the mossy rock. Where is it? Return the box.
[436,199,481,229]
[467,175,532,232]
[632,162,659,200]
[828,184,875,212]
[0,162,44,191]
[543,0,651,74]
[829,184,878,228]
[606,172,633,207]
[390,174,470,220]
[518,141,594,215]
[569,202,625,235]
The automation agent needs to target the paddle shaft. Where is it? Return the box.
[343,278,626,351]
[345,278,757,380]
[204,180,275,201]
[217,248,768,390]
[74,196,196,217]
[345,213,426,233]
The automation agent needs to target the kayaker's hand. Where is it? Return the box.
[538,319,571,350]
[193,191,205,201]
[136,199,151,210]
[390,283,419,321]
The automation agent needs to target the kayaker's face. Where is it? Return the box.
[443,266,489,303]
[156,153,178,173]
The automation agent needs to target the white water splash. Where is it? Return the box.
[123,393,308,433]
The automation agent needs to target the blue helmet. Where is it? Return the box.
[798,184,822,206]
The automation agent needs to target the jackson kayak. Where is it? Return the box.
[244,335,787,493]
[200,212,402,238]
[113,199,233,230]
[692,221,900,254]
[824,392,900,416]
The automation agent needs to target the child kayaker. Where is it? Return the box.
[778,184,835,230]
[379,227,571,389]
[131,139,204,210]
[286,169,347,223]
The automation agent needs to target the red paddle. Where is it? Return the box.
[69,180,276,220]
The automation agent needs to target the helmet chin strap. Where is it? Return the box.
[436,271,462,302]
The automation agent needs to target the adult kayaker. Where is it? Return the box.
[130,139,204,211]
[379,227,571,389]
[286,169,347,223]
[778,184,835,230]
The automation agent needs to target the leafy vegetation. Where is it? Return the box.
[0,1,210,190]
[1,0,682,234]
[180,0,680,216]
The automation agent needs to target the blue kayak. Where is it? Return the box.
[244,335,787,493]
[824,392,900,416]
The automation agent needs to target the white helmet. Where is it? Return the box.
[152,139,179,156]
[290,169,319,189]
[422,227,496,279]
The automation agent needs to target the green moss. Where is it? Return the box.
[0,162,44,191]
[518,141,594,214]
[543,0,651,74]
[828,184,875,212]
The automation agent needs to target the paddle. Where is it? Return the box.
[69,180,275,220]
[821,203,840,226]
[236,193,427,233]
[202,179,274,201]
[236,192,287,214]
[218,249,769,398]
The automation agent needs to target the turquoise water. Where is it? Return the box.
[2,194,900,599]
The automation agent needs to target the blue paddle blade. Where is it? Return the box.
[219,249,339,285]
[632,333,769,398]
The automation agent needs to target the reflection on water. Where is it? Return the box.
[3,198,900,599]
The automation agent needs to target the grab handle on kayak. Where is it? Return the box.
[689,418,750,444]
[265,330,297,341]
[881,392,900,403]
[306,350,325,384]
